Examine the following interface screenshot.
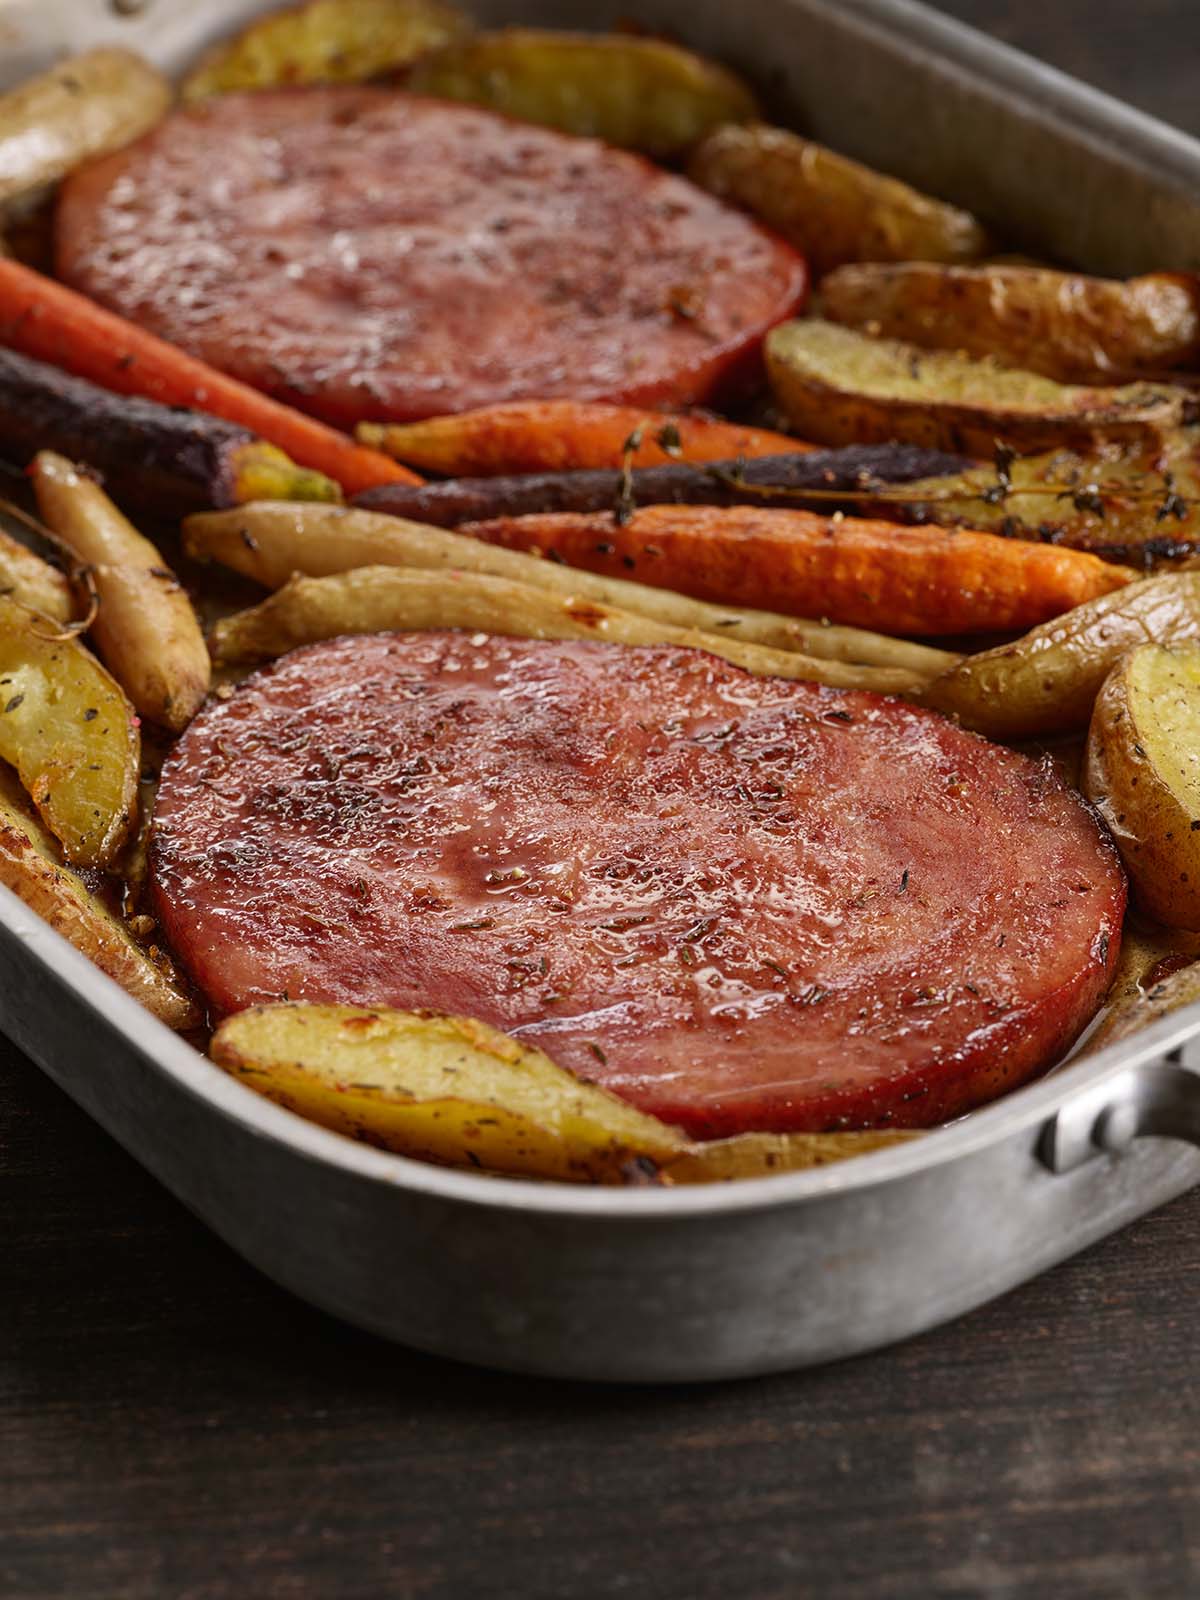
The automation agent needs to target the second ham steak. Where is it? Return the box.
[149,634,1124,1138]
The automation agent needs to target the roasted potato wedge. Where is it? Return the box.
[0,521,73,623]
[1085,915,1200,1052]
[1085,642,1200,928]
[0,49,170,211]
[211,1004,688,1182]
[688,122,987,277]
[0,767,196,1029]
[407,29,757,158]
[185,502,959,677]
[766,320,1185,457]
[212,1003,913,1183]
[181,0,469,98]
[659,1129,920,1184]
[895,430,1200,568]
[924,573,1200,739]
[821,264,1200,383]
[207,563,932,696]
[31,453,210,733]
[1087,957,1200,1050]
[0,592,138,866]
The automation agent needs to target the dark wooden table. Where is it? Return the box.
[6,7,1200,1598]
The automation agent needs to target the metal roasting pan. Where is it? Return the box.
[7,0,1200,1383]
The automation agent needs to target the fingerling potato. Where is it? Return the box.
[206,564,932,695]
[184,501,960,676]
[924,573,1200,739]
[407,29,757,158]
[821,263,1200,383]
[0,592,138,866]
[766,319,1185,456]
[31,452,210,733]
[0,768,196,1029]
[688,122,987,276]
[1085,642,1200,928]
[181,0,469,98]
[0,49,170,210]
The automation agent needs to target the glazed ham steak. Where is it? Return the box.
[55,89,807,427]
[149,634,1124,1138]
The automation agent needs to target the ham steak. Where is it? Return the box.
[55,89,807,427]
[149,635,1124,1137]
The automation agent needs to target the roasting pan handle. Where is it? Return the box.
[1041,1051,1200,1173]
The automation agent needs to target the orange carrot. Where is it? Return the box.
[0,258,419,497]
[460,505,1135,636]
[357,399,809,475]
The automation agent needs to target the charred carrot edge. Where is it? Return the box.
[357,399,810,475]
[0,258,420,497]
[458,505,1136,636]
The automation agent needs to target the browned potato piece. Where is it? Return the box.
[659,1129,921,1184]
[0,767,196,1029]
[1085,642,1200,928]
[924,574,1200,739]
[821,264,1200,383]
[181,0,469,98]
[896,430,1200,568]
[211,1004,689,1182]
[207,564,931,696]
[766,320,1185,457]
[688,123,987,277]
[184,502,959,677]
[1088,958,1200,1049]
[0,523,73,622]
[407,30,757,158]
[1085,916,1200,1052]
[0,49,170,211]
[31,452,210,733]
[0,592,138,866]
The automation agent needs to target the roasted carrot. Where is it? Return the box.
[0,258,419,497]
[459,505,1136,636]
[357,399,808,475]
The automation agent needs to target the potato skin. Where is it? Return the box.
[689,122,987,277]
[821,264,1200,383]
[766,319,1185,456]
[408,29,757,158]
[181,0,469,98]
[925,573,1200,739]
[0,49,169,209]
[1085,643,1200,928]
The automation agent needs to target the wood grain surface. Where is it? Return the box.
[5,7,1200,1598]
